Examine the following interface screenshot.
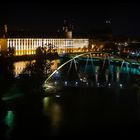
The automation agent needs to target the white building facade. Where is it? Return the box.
[7,38,89,55]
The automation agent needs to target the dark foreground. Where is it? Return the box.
[0,86,140,139]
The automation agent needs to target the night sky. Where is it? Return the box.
[0,2,140,37]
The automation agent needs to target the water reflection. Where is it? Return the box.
[13,61,29,76]
[43,58,140,93]
[4,110,15,139]
[13,59,60,77]
[50,103,62,128]
[116,66,120,82]
[43,97,50,116]
[105,69,109,82]
[1,57,140,137]
[50,60,60,71]
[43,97,62,135]
[13,58,140,92]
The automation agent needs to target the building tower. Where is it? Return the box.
[1,24,8,38]
[62,20,73,39]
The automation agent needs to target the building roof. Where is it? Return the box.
[7,30,61,38]
[6,30,89,39]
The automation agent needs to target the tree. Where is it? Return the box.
[36,47,43,57]
[8,46,15,56]
[103,42,119,55]
[47,43,57,53]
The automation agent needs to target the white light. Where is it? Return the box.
[131,52,135,55]
[64,81,68,86]
[124,42,128,46]
[106,20,111,24]
[80,78,83,81]
[54,81,57,85]
[56,71,59,74]
[56,95,60,98]
[83,77,87,82]
[120,84,122,88]
[108,83,111,86]
[75,81,78,86]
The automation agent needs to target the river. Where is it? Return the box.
[0,58,140,138]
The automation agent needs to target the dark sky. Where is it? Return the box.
[0,2,140,37]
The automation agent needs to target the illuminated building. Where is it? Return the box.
[6,38,89,55]
[0,24,89,56]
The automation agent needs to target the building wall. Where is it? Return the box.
[7,38,89,55]
[0,38,7,52]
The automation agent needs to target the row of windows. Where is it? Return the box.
[8,39,89,50]
[8,38,88,41]
[8,39,88,45]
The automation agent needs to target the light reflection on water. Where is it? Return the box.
[43,97,62,134]
[4,110,15,138]
[12,59,140,82]
[1,58,140,137]
[43,97,50,116]
[43,58,140,94]
[50,60,60,71]
[13,61,29,76]
[13,59,60,77]
[50,103,62,127]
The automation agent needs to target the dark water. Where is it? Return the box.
[3,87,140,138]
[1,87,140,138]
[0,58,140,138]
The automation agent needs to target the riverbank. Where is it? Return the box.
[0,52,59,62]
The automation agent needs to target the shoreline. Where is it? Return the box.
[0,52,59,62]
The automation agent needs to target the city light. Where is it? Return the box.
[64,81,68,86]
[1,2,140,138]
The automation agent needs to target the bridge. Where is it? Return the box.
[43,52,140,94]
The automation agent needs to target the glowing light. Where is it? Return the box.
[54,81,57,85]
[83,77,87,82]
[64,81,68,86]
[51,103,62,127]
[56,71,59,74]
[75,81,78,86]
[43,97,50,116]
[131,52,135,55]
[5,111,14,127]
[43,82,57,93]
[4,110,14,138]
[56,95,61,98]
[7,38,89,56]
[43,51,129,87]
